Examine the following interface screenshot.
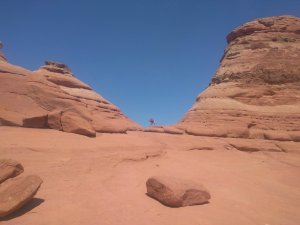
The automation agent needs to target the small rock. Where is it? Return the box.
[146,176,211,207]
[0,159,24,184]
[0,175,43,218]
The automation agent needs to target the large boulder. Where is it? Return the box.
[178,16,300,141]
[0,159,24,183]
[60,111,96,137]
[146,176,211,207]
[0,175,43,218]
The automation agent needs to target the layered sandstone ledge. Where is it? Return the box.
[0,52,141,136]
[178,16,300,142]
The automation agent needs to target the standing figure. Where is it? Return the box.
[149,118,156,126]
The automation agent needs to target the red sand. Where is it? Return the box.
[0,127,299,225]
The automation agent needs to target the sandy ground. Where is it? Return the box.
[0,126,300,225]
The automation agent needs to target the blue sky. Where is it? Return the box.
[1,0,299,127]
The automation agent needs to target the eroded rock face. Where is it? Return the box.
[0,175,43,218]
[0,55,141,136]
[217,15,300,84]
[179,16,300,142]
[146,176,211,207]
[35,61,141,134]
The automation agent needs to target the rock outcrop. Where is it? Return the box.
[0,52,141,136]
[0,175,43,218]
[0,159,42,218]
[146,176,211,207]
[0,159,24,183]
[178,16,300,142]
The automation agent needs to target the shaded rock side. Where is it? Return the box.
[0,56,141,136]
[146,176,211,207]
[178,16,300,142]
[0,159,24,184]
[0,175,43,218]
[23,114,48,128]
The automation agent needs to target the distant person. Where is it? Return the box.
[149,118,156,126]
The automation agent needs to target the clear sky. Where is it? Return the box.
[1,0,299,127]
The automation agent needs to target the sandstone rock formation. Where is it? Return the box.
[0,53,141,136]
[178,16,300,142]
[146,176,211,207]
[0,159,24,183]
[0,159,42,218]
[0,175,43,218]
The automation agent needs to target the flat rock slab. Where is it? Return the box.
[0,175,43,218]
[146,176,211,207]
[0,159,24,184]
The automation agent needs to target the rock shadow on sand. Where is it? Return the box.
[0,198,44,221]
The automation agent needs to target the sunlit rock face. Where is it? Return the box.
[35,61,142,134]
[0,54,141,136]
[178,16,300,142]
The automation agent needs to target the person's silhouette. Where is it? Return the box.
[149,118,156,126]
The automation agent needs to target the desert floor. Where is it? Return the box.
[0,127,300,225]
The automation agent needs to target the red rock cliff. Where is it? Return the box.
[178,16,300,142]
